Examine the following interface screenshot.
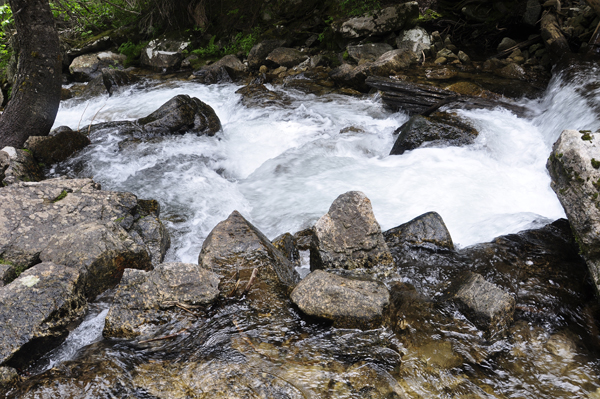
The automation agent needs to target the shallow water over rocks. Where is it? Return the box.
[5,65,600,398]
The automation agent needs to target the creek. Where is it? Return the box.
[6,64,600,398]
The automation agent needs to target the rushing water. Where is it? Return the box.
[10,64,600,398]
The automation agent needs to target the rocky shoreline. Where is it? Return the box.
[1,1,600,395]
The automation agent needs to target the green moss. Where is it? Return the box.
[592,158,600,169]
[114,216,125,223]
[22,148,31,154]
[593,193,598,200]
[52,190,68,203]
[582,133,593,141]
[0,257,13,265]
[13,264,26,278]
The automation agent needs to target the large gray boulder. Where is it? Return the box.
[198,210,299,310]
[104,262,220,339]
[137,94,222,137]
[547,129,600,294]
[69,51,127,82]
[140,39,189,72]
[0,147,44,186]
[389,112,478,155]
[192,54,248,84]
[332,2,419,39]
[0,178,168,298]
[395,27,431,61]
[311,191,392,270]
[266,47,309,68]
[347,43,393,64]
[450,271,515,338]
[384,211,454,252]
[24,126,90,166]
[0,262,86,368]
[291,270,389,328]
[247,39,287,70]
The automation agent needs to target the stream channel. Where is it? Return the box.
[6,63,600,398]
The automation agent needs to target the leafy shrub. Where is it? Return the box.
[0,4,13,82]
[118,40,147,66]
[339,0,380,17]
[192,29,259,59]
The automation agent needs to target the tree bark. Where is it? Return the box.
[0,0,61,149]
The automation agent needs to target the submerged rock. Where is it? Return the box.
[0,147,44,186]
[389,112,478,155]
[0,263,86,368]
[198,211,299,310]
[104,262,220,339]
[0,178,165,298]
[547,129,600,294]
[24,127,90,166]
[291,270,390,328]
[450,271,516,338]
[137,94,221,136]
[384,211,454,252]
[311,191,392,270]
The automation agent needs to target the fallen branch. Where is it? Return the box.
[490,35,542,59]
[242,268,258,295]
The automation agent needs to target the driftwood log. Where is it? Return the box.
[365,76,528,117]
[540,12,571,63]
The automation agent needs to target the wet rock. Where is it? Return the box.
[329,63,369,92]
[333,2,419,39]
[396,27,431,61]
[0,178,165,298]
[247,39,287,70]
[103,262,220,339]
[101,68,138,96]
[272,232,300,266]
[496,62,527,80]
[291,270,389,328]
[426,67,458,80]
[79,75,109,99]
[547,129,600,293]
[137,94,221,136]
[24,127,90,166]
[389,112,478,155]
[347,43,393,63]
[457,50,470,63]
[311,191,392,270]
[294,228,314,250]
[450,271,516,337]
[266,47,309,68]
[69,51,127,82]
[0,147,44,186]
[140,38,189,72]
[235,84,289,108]
[198,211,299,309]
[0,262,86,368]
[193,54,247,83]
[129,200,170,266]
[384,211,454,253]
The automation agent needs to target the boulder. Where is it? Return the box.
[450,271,516,338]
[347,43,393,63]
[198,211,299,310]
[235,84,290,108]
[140,38,189,72]
[389,112,478,155]
[291,270,390,328]
[272,232,300,266]
[329,63,369,92]
[0,262,86,368]
[266,47,309,68]
[383,211,454,253]
[0,178,167,298]
[137,94,221,136]
[547,129,600,293]
[193,54,247,84]
[497,37,517,52]
[247,39,287,70]
[24,127,90,165]
[69,51,127,82]
[495,62,527,80]
[103,262,220,339]
[311,191,392,270]
[333,2,419,39]
[395,27,431,61]
[102,68,138,96]
[0,147,44,186]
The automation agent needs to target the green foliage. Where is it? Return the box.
[53,190,68,203]
[118,40,147,66]
[340,0,380,17]
[0,3,13,82]
[191,36,221,58]
[192,29,259,59]
[418,9,442,22]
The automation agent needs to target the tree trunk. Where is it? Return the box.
[0,0,61,149]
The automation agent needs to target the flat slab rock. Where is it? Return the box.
[311,191,392,270]
[291,270,390,328]
[547,129,600,293]
[0,262,86,367]
[104,262,220,339]
[451,271,515,338]
[0,178,168,298]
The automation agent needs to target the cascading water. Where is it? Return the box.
[12,65,599,398]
